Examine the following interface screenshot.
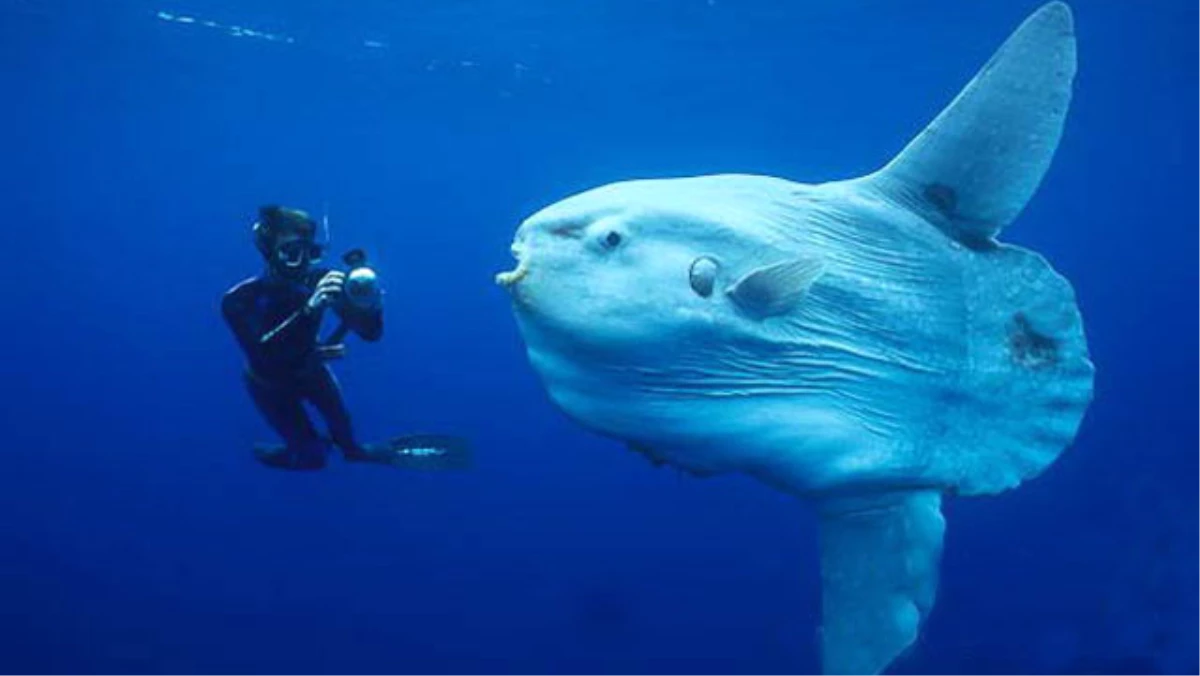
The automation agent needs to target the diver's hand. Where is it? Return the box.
[305,271,345,313]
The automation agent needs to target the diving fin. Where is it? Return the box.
[361,434,473,471]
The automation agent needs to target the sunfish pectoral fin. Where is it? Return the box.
[817,490,945,675]
[726,256,825,318]
[862,2,1076,246]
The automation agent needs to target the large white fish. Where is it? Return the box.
[496,3,1093,673]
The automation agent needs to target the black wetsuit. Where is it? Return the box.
[222,267,382,467]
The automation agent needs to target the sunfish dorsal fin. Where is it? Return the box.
[864,1,1076,246]
[818,491,945,675]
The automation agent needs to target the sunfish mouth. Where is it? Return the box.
[495,263,529,288]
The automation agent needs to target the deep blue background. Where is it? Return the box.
[1,0,1195,673]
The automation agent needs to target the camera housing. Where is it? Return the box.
[340,248,381,309]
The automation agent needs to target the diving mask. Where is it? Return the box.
[275,239,324,268]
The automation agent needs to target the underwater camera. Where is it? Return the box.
[308,248,381,361]
[340,248,380,309]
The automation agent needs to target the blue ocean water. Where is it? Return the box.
[1,0,1195,673]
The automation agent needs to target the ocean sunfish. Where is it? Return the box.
[496,3,1093,673]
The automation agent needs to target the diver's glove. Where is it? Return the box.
[305,271,346,314]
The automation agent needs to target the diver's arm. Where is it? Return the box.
[257,271,341,346]
[222,284,318,361]
[221,285,268,354]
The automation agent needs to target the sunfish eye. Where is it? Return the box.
[688,256,719,298]
[604,231,622,248]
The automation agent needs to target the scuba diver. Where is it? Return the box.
[221,205,469,471]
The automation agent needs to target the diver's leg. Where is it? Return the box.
[244,371,327,469]
[305,365,372,461]
[303,365,473,469]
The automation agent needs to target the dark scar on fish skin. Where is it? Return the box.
[1008,311,1059,369]
[924,181,998,250]
[923,182,958,218]
[550,221,587,239]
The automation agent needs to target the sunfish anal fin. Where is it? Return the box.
[726,257,825,319]
[817,490,945,675]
